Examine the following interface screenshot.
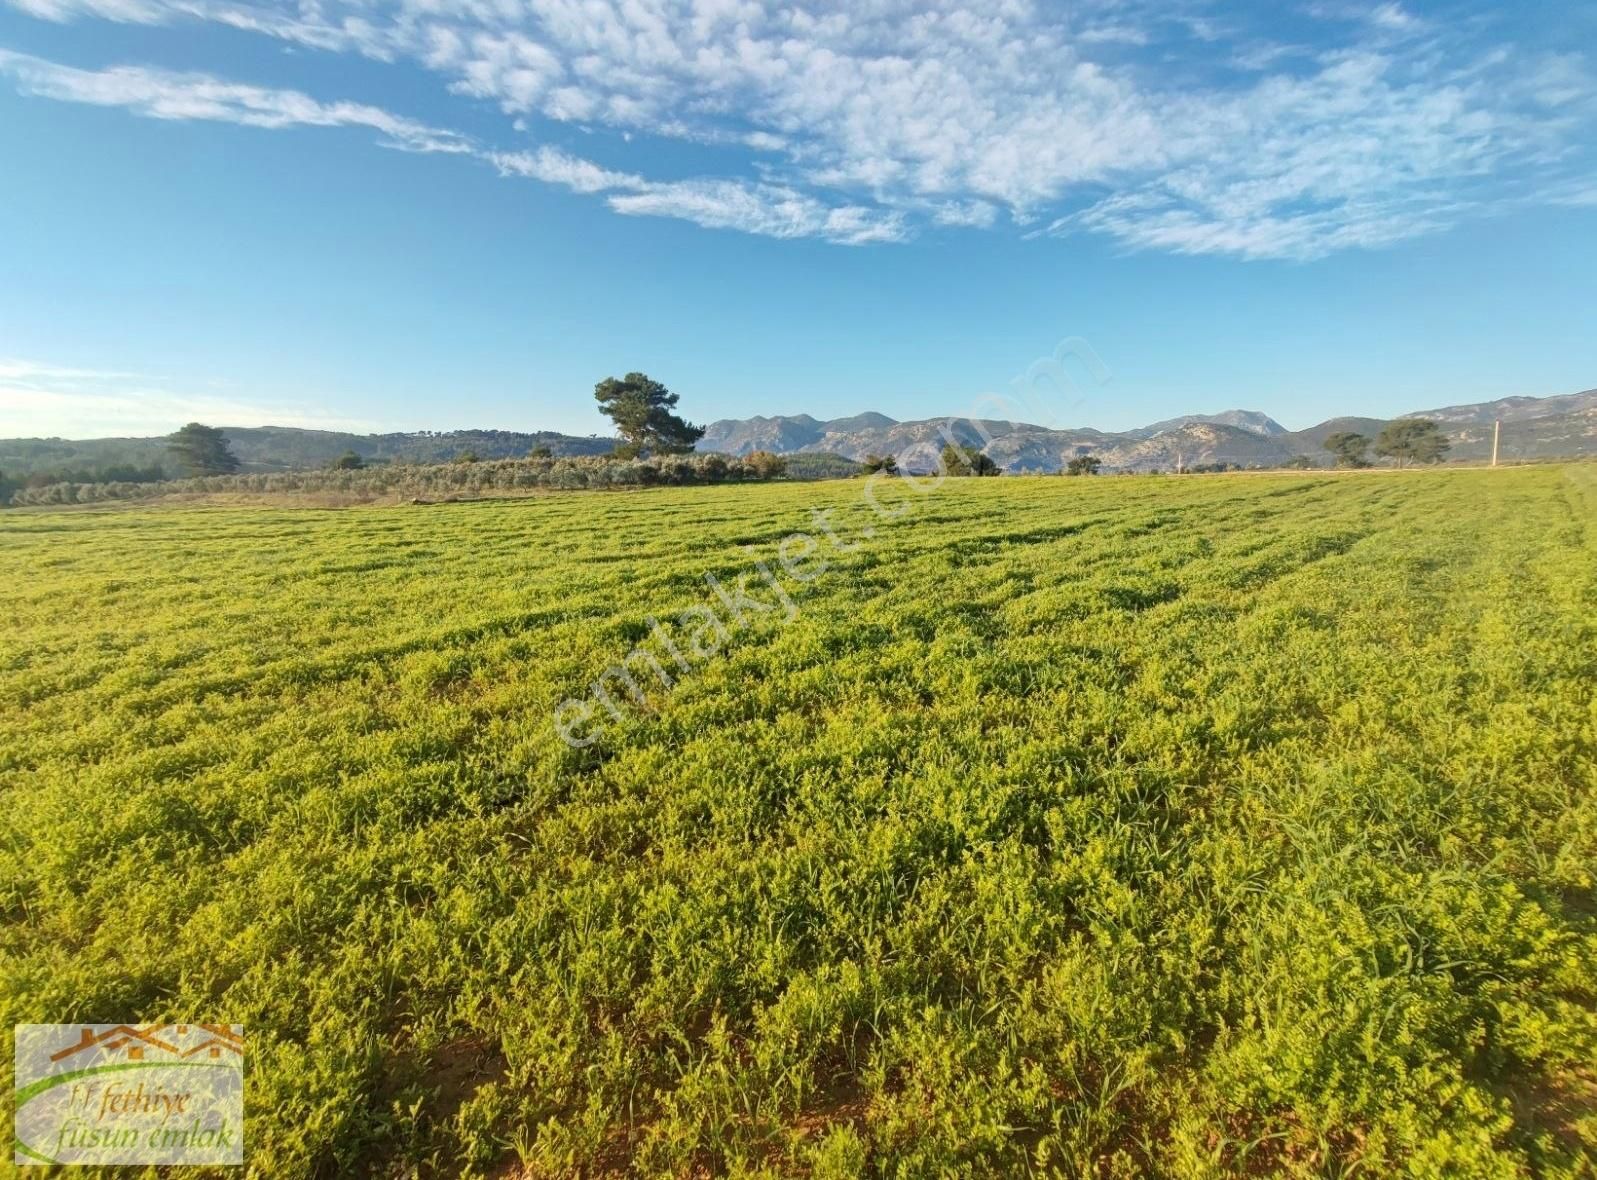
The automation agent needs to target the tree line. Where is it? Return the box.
[1,379,1463,506]
[0,462,168,505]
[5,452,794,507]
[157,374,711,476]
[1323,419,1449,468]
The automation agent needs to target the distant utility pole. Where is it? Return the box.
[1491,419,1500,468]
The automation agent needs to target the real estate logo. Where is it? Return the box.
[13,1023,244,1167]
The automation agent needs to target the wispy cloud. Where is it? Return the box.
[0,358,379,437]
[0,48,471,151]
[1043,46,1580,260]
[1370,3,1422,33]
[1076,24,1149,47]
[489,147,906,242]
[0,359,143,382]
[0,49,907,245]
[2,1,1594,258]
[608,180,907,244]
[488,145,641,193]
[1545,177,1597,207]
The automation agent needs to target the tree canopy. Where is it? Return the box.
[743,451,788,479]
[941,444,1000,476]
[1375,419,1450,467]
[861,454,899,475]
[1323,431,1371,469]
[1065,455,1103,476]
[167,423,241,475]
[594,373,705,458]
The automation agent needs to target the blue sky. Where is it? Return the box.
[1,0,1594,439]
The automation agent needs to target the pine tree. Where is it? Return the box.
[593,373,705,458]
[167,423,241,475]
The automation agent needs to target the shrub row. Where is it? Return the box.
[6,451,789,506]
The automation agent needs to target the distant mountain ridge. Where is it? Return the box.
[696,389,1597,472]
[1128,410,1289,439]
[3,389,1593,479]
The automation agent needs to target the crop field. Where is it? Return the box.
[2,465,1595,1178]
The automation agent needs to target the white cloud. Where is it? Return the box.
[1231,42,1303,73]
[1077,24,1149,47]
[0,50,897,243]
[488,145,640,192]
[491,146,908,241]
[609,179,907,243]
[0,359,143,382]
[1061,192,1454,262]
[0,359,379,437]
[6,0,162,22]
[1546,178,1597,207]
[930,199,999,228]
[0,49,472,152]
[444,31,564,112]
[1370,4,1421,32]
[1046,46,1568,260]
[2,0,1594,258]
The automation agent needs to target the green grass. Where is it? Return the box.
[2,467,1594,1178]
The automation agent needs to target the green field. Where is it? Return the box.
[3,467,1595,1177]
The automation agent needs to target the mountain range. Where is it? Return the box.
[3,389,1593,480]
[696,389,1597,473]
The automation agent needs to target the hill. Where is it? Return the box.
[5,389,1593,482]
[1276,416,1390,455]
[695,413,903,456]
[697,388,1597,472]
[1128,409,1289,438]
[0,425,614,478]
[1410,389,1597,425]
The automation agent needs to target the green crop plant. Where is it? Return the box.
[1,466,1593,1177]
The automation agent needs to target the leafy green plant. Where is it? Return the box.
[1,466,1592,1177]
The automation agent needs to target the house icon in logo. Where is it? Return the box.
[51,1024,244,1063]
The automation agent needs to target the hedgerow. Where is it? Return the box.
[3,452,787,507]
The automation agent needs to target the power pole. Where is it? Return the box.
[1491,419,1500,468]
